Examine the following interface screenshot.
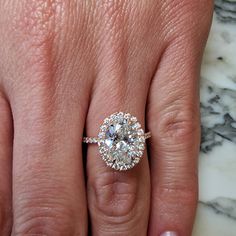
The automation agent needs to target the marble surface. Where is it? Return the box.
[192,1,236,235]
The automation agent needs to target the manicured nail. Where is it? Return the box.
[160,231,178,236]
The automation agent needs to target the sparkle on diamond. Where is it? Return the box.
[98,112,145,170]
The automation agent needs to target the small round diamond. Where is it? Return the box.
[98,112,145,170]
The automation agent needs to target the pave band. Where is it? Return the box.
[83,112,151,171]
[83,131,151,144]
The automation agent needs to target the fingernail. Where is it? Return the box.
[160,231,178,236]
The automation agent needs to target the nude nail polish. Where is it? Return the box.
[160,231,178,236]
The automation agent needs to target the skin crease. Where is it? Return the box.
[0,0,213,236]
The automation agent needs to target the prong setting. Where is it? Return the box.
[98,112,146,171]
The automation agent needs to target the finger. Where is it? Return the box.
[86,60,153,235]
[147,29,211,236]
[10,80,89,235]
[5,1,93,233]
[0,92,13,235]
[11,77,90,235]
[86,83,151,235]
[84,1,166,234]
[148,43,200,236]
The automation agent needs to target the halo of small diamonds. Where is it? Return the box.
[98,112,146,171]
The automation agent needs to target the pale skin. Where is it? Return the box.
[0,0,213,235]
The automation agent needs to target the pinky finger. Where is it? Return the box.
[0,92,13,235]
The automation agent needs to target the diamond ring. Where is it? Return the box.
[83,112,151,171]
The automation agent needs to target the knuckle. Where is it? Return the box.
[7,0,76,90]
[155,158,198,207]
[168,0,213,21]
[157,180,198,208]
[10,1,67,89]
[88,170,138,221]
[164,0,213,42]
[14,201,76,235]
[177,0,213,14]
[100,0,131,22]
[15,0,66,41]
[157,107,199,144]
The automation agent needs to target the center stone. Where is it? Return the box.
[104,123,134,163]
[98,112,145,170]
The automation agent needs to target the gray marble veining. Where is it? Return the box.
[193,0,236,235]
[200,80,236,152]
[215,0,236,23]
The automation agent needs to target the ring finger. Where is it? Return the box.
[86,70,151,236]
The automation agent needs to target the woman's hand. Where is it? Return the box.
[0,0,213,235]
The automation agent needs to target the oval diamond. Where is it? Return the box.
[98,112,145,170]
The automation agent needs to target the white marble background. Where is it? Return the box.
[193,1,236,235]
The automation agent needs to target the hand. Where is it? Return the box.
[0,0,213,235]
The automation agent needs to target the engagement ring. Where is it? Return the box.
[83,112,151,171]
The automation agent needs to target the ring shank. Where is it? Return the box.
[83,131,151,144]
